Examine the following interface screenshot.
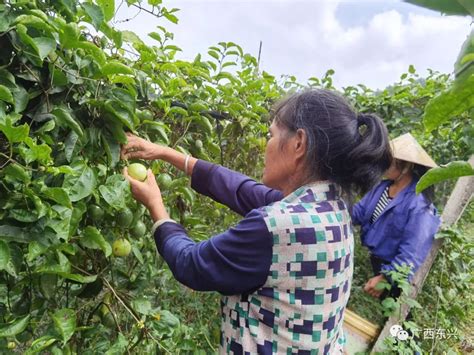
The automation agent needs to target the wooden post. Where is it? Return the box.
[371,155,474,353]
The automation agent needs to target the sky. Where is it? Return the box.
[114,0,472,89]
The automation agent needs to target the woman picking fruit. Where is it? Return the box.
[121,89,392,354]
[352,133,441,299]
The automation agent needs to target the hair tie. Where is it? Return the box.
[357,114,368,136]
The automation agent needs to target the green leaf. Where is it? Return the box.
[41,187,72,208]
[156,310,180,328]
[37,263,97,283]
[104,100,135,130]
[69,202,87,237]
[404,0,473,16]
[80,226,112,257]
[0,241,11,270]
[99,174,130,210]
[416,161,474,193]
[0,85,14,104]
[46,205,73,240]
[97,0,115,21]
[194,115,213,135]
[76,41,106,66]
[131,298,152,315]
[454,30,473,76]
[122,30,143,44]
[9,208,39,223]
[52,107,84,138]
[63,163,97,202]
[25,335,57,354]
[58,22,80,49]
[168,106,188,117]
[163,10,178,24]
[51,66,68,86]
[102,61,134,76]
[105,333,128,355]
[0,225,29,243]
[3,163,30,183]
[0,116,29,143]
[14,14,55,34]
[423,67,474,131]
[208,50,220,61]
[56,273,97,283]
[12,86,29,113]
[177,186,195,205]
[149,32,162,43]
[100,22,123,48]
[142,120,169,144]
[19,137,52,164]
[0,315,30,337]
[0,12,10,32]
[27,241,48,262]
[39,274,58,300]
[52,309,76,345]
[104,117,128,144]
[65,131,80,162]
[102,132,120,167]
[81,3,104,30]
[31,37,56,60]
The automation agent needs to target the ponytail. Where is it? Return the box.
[338,113,392,195]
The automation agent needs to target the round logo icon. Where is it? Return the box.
[390,324,403,337]
[397,330,409,341]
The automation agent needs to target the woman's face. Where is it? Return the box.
[262,121,294,189]
[384,159,402,180]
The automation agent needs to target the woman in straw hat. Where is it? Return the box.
[352,133,441,299]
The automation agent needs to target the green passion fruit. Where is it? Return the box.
[128,163,148,182]
[88,204,104,221]
[131,220,147,238]
[117,208,134,228]
[157,173,172,189]
[112,238,132,257]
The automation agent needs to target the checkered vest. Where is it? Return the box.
[220,182,353,354]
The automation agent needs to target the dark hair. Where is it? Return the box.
[272,89,392,197]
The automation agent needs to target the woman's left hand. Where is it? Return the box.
[364,274,386,298]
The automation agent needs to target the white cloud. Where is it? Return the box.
[114,0,472,89]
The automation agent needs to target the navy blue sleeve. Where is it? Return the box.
[351,199,367,226]
[154,208,272,295]
[191,160,284,216]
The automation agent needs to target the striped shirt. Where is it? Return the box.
[371,186,392,223]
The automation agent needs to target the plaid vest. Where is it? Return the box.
[220,182,353,354]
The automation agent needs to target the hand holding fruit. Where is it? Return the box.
[123,167,170,222]
[121,133,165,161]
[124,167,161,209]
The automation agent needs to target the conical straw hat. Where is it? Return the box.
[390,133,438,168]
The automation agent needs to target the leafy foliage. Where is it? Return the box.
[0,0,279,352]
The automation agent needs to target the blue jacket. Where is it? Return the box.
[352,179,440,279]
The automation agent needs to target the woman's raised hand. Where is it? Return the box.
[121,133,166,161]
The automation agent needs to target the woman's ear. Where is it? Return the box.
[294,128,307,158]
